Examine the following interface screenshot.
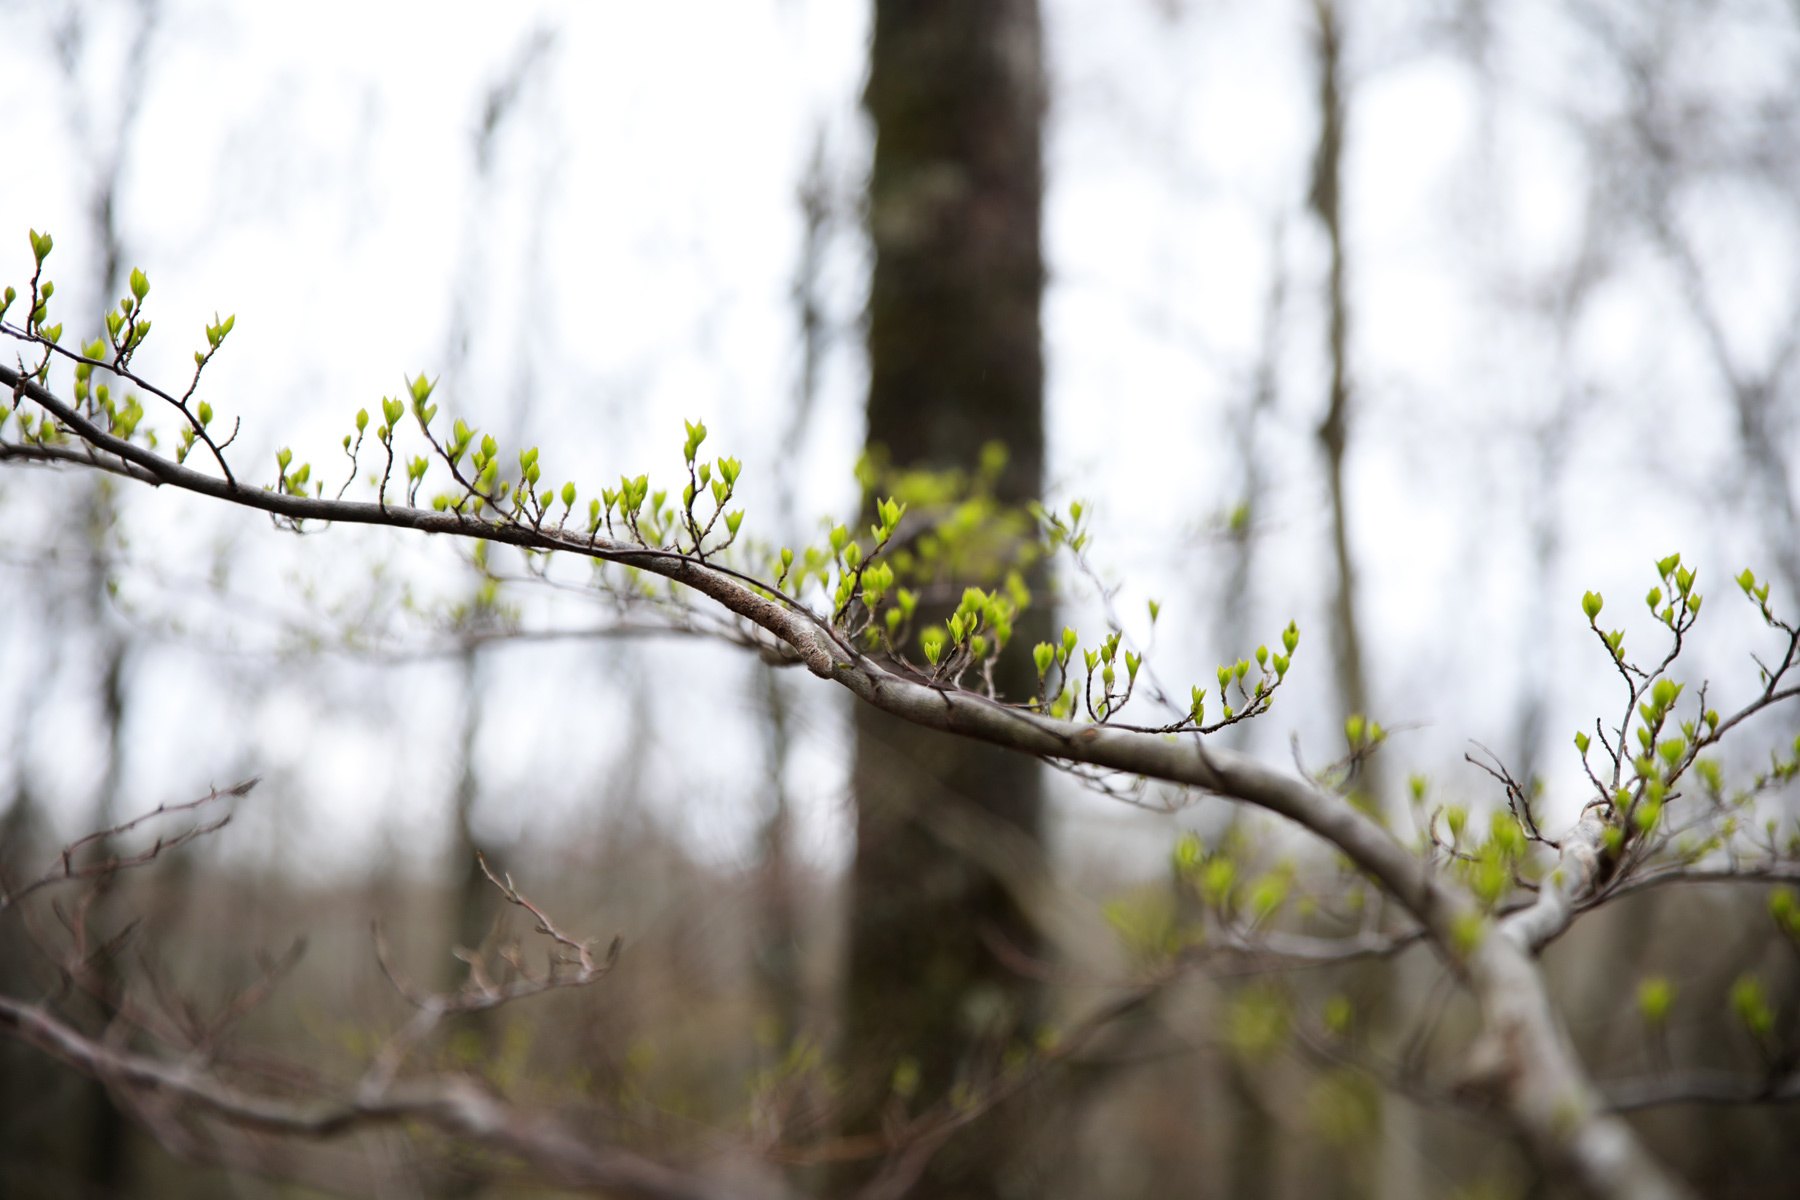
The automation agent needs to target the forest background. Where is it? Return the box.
[2,0,1799,1197]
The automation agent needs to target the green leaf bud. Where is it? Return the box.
[276,447,292,473]
[1148,599,1161,623]
[921,626,946,666]
[1445,805,1467,839]
[1732,976,1773,1040]
[1172,832,1203,874]
[725,510,744,536]
[1738,569,1757,595]
[197,401,212,427]
[1282,621,1299,653]
[29,229,53,263]
[1323,995,1353,1037]
[1062,626,1078,656]
[1768,886,1800,938]
[1656,553,1681,580]
[356,408,369,433]
[1248,873,1288,919]
[1255,645,1268,668]
[1582,591,1603,620]
[1637,977,1673,1026]
[1068,500,1083,524]
[1033,642,1054,678]
[1657,737,1684,766]
[1189,687,1205,723]
[897,588,918,616]
[1574,731,1590,754]
[1646,587,1662,611]
[1202,858,1235,905]
[129,267,149,301]
[1345,714,1365,745]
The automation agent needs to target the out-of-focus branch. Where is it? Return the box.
[0,995,770,1200]
[1604,1069,1800,1113]
[1552,864,1800,926]
[0,781,249,914]
[2,826,774,1200]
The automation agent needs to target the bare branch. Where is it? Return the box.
[0,995,775,1200]
[1604,1069,1800,1113]
[0,781,252,914]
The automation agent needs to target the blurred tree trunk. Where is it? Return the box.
[60,5,165,1190]
[1308,0,1377,799]
[839,2,1049,1196]
[1307,8,1423,1200]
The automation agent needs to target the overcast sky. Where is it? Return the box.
[3,0,1797,881]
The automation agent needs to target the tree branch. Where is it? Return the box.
[0,996,773,1200]
[0,360,1701,1199]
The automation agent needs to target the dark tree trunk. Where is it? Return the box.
[840,3,1049,1197]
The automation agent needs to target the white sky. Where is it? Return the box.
[2,0,1798,883]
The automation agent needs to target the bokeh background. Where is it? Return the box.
[2,1,1798,1196]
